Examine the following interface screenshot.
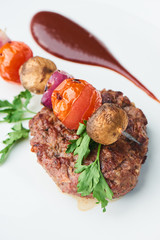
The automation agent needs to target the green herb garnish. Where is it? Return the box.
[0,122,29,165]
[0,89,35,123]
[66,122,113,212]
[0,90,35,164]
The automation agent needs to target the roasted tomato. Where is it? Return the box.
[0,41,33,83]
[51,78,102,129]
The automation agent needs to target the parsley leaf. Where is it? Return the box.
[0,90,35,123]
[66,122,113,212]
[66,139,77,153]
[76,122,86,135]
[74,133,91,172]
[18,89,33,109]
[0,123,30,165]
[93,172,113,212]
[77,158,100,196]
[0,90,36,165]
[0,100,12,108]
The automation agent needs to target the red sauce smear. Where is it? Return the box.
[30,11,159,103]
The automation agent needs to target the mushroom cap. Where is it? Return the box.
[19,56,57,94]
[86,103,128,145]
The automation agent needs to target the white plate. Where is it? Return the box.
[0,1,160,240]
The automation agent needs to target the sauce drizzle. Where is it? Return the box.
[30,11,159,103]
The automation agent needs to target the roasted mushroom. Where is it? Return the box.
[86,103,128,145]
[19,56,57,94]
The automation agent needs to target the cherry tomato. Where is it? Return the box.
[0,41,33,83]
[51,78,102,129]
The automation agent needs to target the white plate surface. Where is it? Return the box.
[0,0,160,240]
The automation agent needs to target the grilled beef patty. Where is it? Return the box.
[29,90,148,198]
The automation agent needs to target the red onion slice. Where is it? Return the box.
[41,70,73,109]
[0,30,10,48]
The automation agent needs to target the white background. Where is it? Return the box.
[0,0,160,240]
